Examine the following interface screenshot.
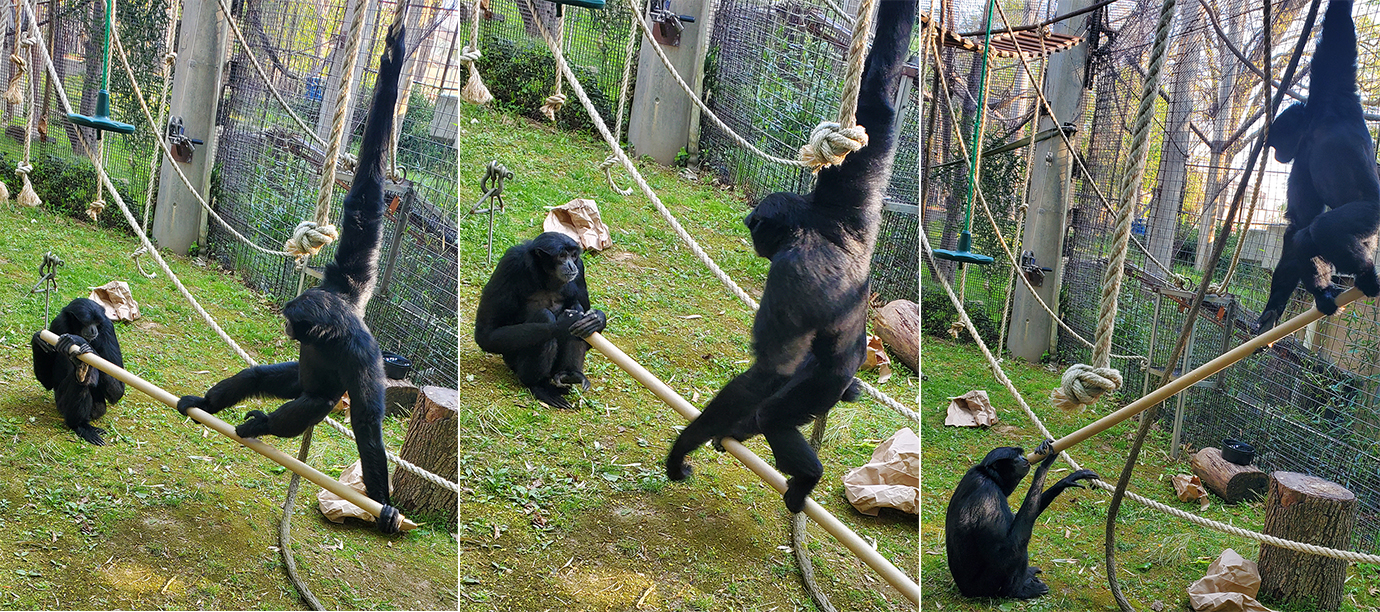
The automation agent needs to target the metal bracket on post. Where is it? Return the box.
[463,160,514,265]
[376,186,415,298]
[166,116,205,163]
[648,0,695,47]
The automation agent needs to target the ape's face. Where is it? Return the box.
[549,249,580,284]
[61,303,103,341]
[531,233,583,285]
[980,446,1031,497]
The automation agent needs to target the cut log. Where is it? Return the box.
[392,386,458,526]
[1258,471,1355,612]
[1190,447,1267,504]
[873,299,918,373]
[384,378,420,417]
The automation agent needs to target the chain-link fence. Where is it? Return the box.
[924,0,1380,551]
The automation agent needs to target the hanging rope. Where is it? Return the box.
[459,0,492,105]
[598,3,641,196]
[798,0,875,171]
[1052,0,1178,410]
[538,10,566,121]
[14,18,36,208]
[3,8,30,105]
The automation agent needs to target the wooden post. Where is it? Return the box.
[1189,447,1266,503]
[1257,472,1355,611]
[392,386,458,525]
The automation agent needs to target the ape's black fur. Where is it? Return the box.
[474,232,607,410]
[664,0,913,513]
[176,15,406,532]
[31,298,124,445]
[945,441,1098,599]
[1257,0,1380,332]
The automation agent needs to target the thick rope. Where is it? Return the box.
[459,0,492,105]
[538,11,566,121]
[3,17,30,105]
[520,0,916,423]
[921,231,1380,565]
[798,0,875,171]
[14,24,36,208]
[310,0,371,241]
[790,417,837,612]
[139,48,178,234]
[599,5,641,196]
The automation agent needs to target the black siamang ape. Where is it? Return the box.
[1257,0,1380,332]
[474,232,607,410]
[175,14,406,532]
[946,441,1098,599]
[664,0,913,513]
[31,298,124,445]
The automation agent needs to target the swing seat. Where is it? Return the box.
[67,90,135,135]
[933,231,993,265]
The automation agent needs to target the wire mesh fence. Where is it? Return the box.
[923,0,1380,550]
[701,0,919,303]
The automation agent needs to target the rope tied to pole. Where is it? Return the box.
[459,0,492,105]
[1050,363,1123,409]
[798,0,875,171]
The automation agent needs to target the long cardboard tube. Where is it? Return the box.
[1027,286,1365,463]
[583,332,920,605]
[37,329,419,532]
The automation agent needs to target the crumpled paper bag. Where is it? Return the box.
[1173,473,1211,511]
[87,281,140,321]
[1187,549,1276,612]
[843,427,918,516]
[543,198,613,251]
[946,390,997,427]
[317,460,392,525]
[862,333,892,383]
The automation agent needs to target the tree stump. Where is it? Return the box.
[1258,471,1355,612]
[392,386,458,526]
[872,299,918,373]
[384,378,420,417]
[1190,447,1267,503]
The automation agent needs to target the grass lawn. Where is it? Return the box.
[449,104,919,610]
[920,336,1380,611]
[0,204,457,609]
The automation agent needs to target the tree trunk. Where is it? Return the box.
[1257,471,1355,611]
[1189,447,1266,504]
[392,386,458,526]
[873,299,918,373]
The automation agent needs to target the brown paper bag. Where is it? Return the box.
[945,390,997,427]
[543,198,613,251]
[317,461,391,525]
[1187,549,1276,612]
[87,281,140,321]
[843,427,918,515]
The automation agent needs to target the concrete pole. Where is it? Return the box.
[1006,0,1092,362]
[684,0,717,165]
[152,0,228,255]
[315,0,378,143]
[627,0,706,165]
[1146,0,1202,271]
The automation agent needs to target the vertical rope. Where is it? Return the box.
[458,0,492,105]
[798,0,875,170]
[599,1,642,196]
[539,10,566,121]
[313,0,372,227]
[1092,0,1177,370]
[14,13,37,208]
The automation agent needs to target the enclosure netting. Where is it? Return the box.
[212,0,458,389]
[701,0,919,303]
[924,0,1380,551]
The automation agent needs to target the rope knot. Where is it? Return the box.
[799,121,868,171]
[15,162,33,176]
[86,199,105,221]
[539,93,567,121]
[458,45,482,65]
[283,221,339,260]
[19,35,37,47]
[163,51,177,66]
[600,154,632,196]
[1050,364,1123,409]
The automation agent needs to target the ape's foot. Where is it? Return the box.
[73,424,105,445]
[840,378,863,402]
[1255,310,1282,335]
[529,384,575,410]
[1359,269,1380,297]
[666,455,693,481]
[1315,292,1340,316]
[783,475,820,514]
[551,371,590,393]
[1009,567,1049,599]
[236,410,271,438]
[176,395,209,416]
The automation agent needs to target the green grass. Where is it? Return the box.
[921,337,1380,611]
[450,105,919,610]
[0,205,456,610]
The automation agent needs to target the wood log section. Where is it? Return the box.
[873,299,918,373]
[1258,471,1355,611]
[392,386,458,526]
[384,378,420,417]
[1190,447,1267,504]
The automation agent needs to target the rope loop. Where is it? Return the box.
[283,221,339,261]
[799,121,868,171]
[1050,363,1123,409]
[600,153,633,196]
[539,92,567,121]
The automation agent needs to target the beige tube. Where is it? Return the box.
[1027,286,1364,463]
[584,331,920,605]
[37,329,418,531]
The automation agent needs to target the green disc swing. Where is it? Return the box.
[66,0,135,135]
[932,0,995,266]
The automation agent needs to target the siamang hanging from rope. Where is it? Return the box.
[664,0,914,513]
[175,14,407,532]
[31,298,125,445]
[1257,0,1380,333]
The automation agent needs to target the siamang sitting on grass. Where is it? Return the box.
[31,297,124,445]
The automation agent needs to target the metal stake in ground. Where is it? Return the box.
[464,160,513,265]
